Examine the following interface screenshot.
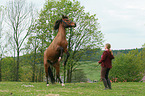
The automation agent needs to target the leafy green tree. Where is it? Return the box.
[110,49,144,82]
[141,44,145,71]
[27,0,104,83]
[25,36,40,82]
[142,43,145,48]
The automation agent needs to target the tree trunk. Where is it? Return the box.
[40,56,44,82]
[67,69,70,82]
[70,64,73,83]
[38,65,43,82]
[67,68,72,83]
[40,37,44,82]
[66,28,72,83]
[0,58,2,81]
[64,65,66,83]
[32,49,36,82]
[16,48,19,81]
[38,67,41,82]
[13,46,16,81]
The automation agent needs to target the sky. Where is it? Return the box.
[1,0,145,50]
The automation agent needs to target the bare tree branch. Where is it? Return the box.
[5,0,35,81]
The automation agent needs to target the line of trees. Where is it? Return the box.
[0,0,104,82]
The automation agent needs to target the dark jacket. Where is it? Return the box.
[98,50,114,68]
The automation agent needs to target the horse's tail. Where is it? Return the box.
[48,66,55,84]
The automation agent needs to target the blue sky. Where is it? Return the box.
[1,0,145,50]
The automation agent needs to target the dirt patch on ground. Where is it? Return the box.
[0,90,9,92]
[46,94,59,96]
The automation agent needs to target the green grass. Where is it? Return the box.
[77,61,101,81]
[0,82,145,96]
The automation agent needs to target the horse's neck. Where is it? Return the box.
[57,23,66,39]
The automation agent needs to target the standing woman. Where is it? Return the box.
[98,43,114,90]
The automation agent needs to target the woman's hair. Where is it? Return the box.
[105,43,111,49]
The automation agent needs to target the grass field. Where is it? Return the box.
[77,61,101,81]
[0,82,145,96]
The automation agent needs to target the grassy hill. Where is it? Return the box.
[0,82,145,96]
[76,61,101,81]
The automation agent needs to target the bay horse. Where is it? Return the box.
[44,15,76,86]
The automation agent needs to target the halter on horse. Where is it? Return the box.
[44,15,76,86]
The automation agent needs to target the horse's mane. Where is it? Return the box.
[54,15,68,30]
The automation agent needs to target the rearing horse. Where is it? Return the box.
[44,15,76,86]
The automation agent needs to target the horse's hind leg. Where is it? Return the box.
[48,66,55,84]
[53,62,65,86]
[44,61,55,85]
[44,62,49,86]
[44,52,55,86]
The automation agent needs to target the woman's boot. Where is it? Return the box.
[102,79,108,90]
[107,79,112,89]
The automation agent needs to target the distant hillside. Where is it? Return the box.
[112,48,143,56]
[79,48,143,61]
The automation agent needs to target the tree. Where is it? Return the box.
[26,22,45,82]
[110,49,144,82]
[27,0,104,83]
[5,0,35,81]
[25,35,40,82]
[141,44,145,71]
[0,5,5,81]
[71,69,88,83]
[142,43,145,48]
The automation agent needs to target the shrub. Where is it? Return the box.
[110,49,144,82]
[71,69,88,83]
[1,57,16,81]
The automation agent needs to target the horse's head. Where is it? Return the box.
[54,15,76,30]
[61,15,76,28]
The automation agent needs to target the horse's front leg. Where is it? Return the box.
[57,74,65,86]
[57,47,64,62]
[64,51,70,66]
[63,50,70,84]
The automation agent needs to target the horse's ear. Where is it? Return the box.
[62,15,68,19]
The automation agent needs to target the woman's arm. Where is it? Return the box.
[98,51,107,64]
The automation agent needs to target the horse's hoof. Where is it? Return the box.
[62,83,65,86]
[47,84,49,86]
